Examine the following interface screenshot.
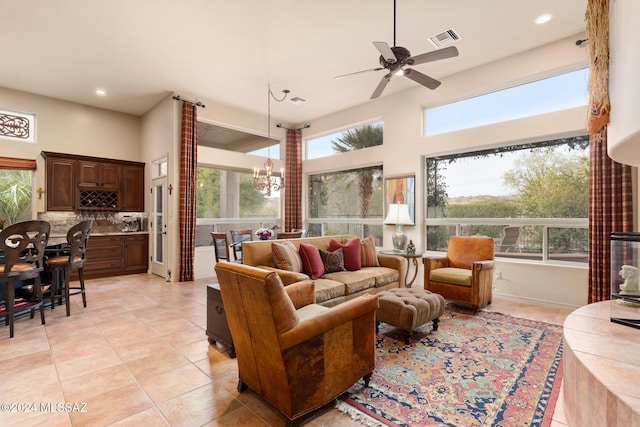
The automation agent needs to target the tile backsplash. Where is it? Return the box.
[38,211,148,234]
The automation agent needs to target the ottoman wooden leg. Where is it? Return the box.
[432,317,440,331]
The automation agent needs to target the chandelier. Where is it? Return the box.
[252,84,289,197]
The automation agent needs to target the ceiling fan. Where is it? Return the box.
[335,0,459,99]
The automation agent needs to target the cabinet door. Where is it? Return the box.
[124,234,149,273]
[46,157,76,211]
[121,165,145,211]
[77,161,100,187]
[100,163,121,189]
[78,161,121,188]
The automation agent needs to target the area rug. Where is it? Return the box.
[336,308,563,427]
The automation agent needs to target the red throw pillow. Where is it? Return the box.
[299,243,325,279]
[329,238,361,271]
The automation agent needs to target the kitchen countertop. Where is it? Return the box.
[48,231,149,245]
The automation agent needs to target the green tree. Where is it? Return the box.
[0,170,32,226]
[426,158,450,250]
[332,124,383,219]
[445,199,521,237]
[503,147,588,252]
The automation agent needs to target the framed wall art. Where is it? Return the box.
[384,174,415,223]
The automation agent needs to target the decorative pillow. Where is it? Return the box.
[298,243,325,279]
[319,248,346,273]
[360,236,380,267]
[329,238,361,271]
[272,241,303,273]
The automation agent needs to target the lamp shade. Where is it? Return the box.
[383,203,414,225]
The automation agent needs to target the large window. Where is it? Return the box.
[195,166,281,247]
[306,121,383,160]
[426,135,589,263]
[308,166,383,242]
[425,68,589,135]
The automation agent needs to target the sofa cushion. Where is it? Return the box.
[320,248,346,273]
[329,238,361,271]
[323,270,376,295]
[313,278,347,303]
[272,241,303,273]
[430,267,472,287]
[361,266,399,287]
[298,243,325,280]
[360,236,380,267]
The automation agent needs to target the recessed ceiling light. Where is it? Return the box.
[535,14,552,24]
[95,89,107,96]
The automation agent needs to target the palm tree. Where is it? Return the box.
[0,170,32,226]
[332,124,383,220]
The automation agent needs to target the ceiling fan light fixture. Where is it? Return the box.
[395,69,405,76]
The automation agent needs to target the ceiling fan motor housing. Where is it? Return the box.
[379,46,411,69]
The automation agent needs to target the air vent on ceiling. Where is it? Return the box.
[288,96,307,105]
[428,28,461,48]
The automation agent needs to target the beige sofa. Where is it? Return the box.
[241,234,405,307]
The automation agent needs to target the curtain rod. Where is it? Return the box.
[276,123,310,131]
[172,95,206,108]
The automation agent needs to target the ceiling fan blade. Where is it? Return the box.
[371,74,392,99]
[373,41,396,63]
[404,68,441,90]
[409,46,459,66]
[335,67,384,79]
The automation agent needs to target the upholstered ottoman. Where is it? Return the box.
[376,288,446,343]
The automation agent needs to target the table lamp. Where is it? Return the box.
[383,203,414,252]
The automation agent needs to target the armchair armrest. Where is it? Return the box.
[472,260,494,271]
[285,280,315,309]
[424,256,450,270]
[257,266,310,286]
[279,294,379,350]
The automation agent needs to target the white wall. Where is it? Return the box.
[0,87,141,214]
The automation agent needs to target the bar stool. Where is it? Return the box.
[45,219,93,316]
[0,220,50,338]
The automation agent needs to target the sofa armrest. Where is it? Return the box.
[279,294,379,350]
[285,280,316,309]
[257,266,310,286]
[378,254,405,286]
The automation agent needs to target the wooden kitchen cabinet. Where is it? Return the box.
[77,160,121,189]
[44,155,77,211]
[83,233,149,278]
[84,235,124,277]
[124,234,149,273]
[121,165,145,212]
[42,152,145,212]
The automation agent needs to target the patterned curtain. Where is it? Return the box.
[587,0,633,302]
[179,102,197,282]
[284,129,302,231]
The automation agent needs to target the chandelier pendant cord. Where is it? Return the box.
[253,84,289,197]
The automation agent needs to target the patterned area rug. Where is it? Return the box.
[336,308,563,427]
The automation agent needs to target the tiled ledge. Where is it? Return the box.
[563,301,640,426]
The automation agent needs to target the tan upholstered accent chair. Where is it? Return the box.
[214,262,379,426]
[423,236,495,310]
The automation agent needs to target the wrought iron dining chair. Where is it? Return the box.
[229,229,252,263]
[0,220,50,338]
[45,219,93,316]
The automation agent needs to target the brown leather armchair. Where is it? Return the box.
[423,236,495,310]
[213,262,379,426]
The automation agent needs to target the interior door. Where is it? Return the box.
[150,176,168,279]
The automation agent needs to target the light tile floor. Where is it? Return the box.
[0,273,573,426]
